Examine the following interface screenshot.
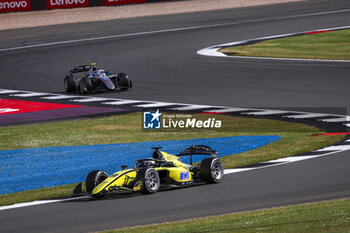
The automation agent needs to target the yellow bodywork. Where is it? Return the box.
[161,151,190,169]
[91,151,193,195]
[92,169,137,195]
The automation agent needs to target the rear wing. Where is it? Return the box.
[70,65,91,74]
[177,145,218,165]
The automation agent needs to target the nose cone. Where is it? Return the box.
[100,73,115,90]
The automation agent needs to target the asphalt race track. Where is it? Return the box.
[1,0,350,232]
[1,150,349,233]
[1,0,350,110]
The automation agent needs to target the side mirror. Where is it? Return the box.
[121,165,128,170]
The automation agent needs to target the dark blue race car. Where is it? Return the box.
[64,63,132,94]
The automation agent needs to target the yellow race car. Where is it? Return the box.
[73,145,224,197]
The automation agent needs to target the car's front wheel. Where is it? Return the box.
[83,77,93,92]
[117,72,132,90]
[64,75,75,92]
[85,170,108,195]
[142,168,160,194]
[79,80,85,94]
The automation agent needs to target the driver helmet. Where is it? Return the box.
[90,63,97,71]
[143,160,155,166]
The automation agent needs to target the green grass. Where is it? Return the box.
[102,198,350,233]
[219,29,350,60]
[0,184,77,206]
[0,112,344,206]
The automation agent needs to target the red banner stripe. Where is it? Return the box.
[0,98,83,115]
[303,30,333,35]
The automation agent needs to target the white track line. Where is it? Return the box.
[316,145,350,152]
[319,117,350,122]
[1,9,350,52]
[268,156,317,163]
[224,168,255,174]
[102,100,142,105]
[10,92,52,97]
[0,196,87,211]
[197,25,350,62]
[170,105,212,111]
[204,55,350,63]
[283,113,332,119]
[242,110,290,115]
[41,95,83,100]
[0,89,22,94]
[70,97,113,103]
[135,102,178,108]
[225,148,350,175]
[204,108,251,113]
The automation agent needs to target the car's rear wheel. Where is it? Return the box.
[141,168,160,194]
[200,157,224,183]
[64,75,75,92]
[117,72,132,90]
[85,170,108,195]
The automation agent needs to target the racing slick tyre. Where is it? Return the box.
[85,170,108,195]
[117,72,132,90]
[83,76,93,92]
[200,157,224,183]
[141,168,160,194]
[79,80,85,94]
[64,75,75,92]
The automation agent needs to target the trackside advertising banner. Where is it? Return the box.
[46,0,88,10]
[0,0,31,13]
[105,0,146,6]
[0,0,173,13]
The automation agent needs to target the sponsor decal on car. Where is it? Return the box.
[143,110,222,129]
[0,0,31,13]
[180,171,189,181]
[105,0,146,6]
[46,0,89,10]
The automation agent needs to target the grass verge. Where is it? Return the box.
[0,112,344,206]
[102,198,350,233]
[0,184,77,207]
[219,29,350,60]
